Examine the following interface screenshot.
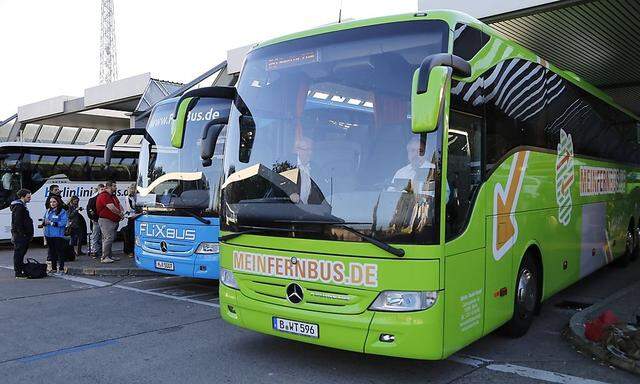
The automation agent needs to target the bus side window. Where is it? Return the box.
[453,24,489,61]
[545,75,640,165]
[0,153,20,210]
[483,60,550,171]
[23,153,49,194]
[447,109,483,240]
[91,156,107,181]
[448,78,484,240]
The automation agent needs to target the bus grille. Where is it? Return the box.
[238,274,376,315]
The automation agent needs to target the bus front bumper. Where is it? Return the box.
[220,285,445,360]
[135,248,219,279]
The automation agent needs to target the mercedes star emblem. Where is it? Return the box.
[160,241,168,253]
[290,257,298,265]
[286,283,304,304]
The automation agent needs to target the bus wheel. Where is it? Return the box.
[503,255,539,338]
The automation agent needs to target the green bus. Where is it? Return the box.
[174,10,640,359]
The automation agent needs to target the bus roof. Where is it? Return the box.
[251,10,639,122]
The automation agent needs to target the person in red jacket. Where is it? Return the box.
[96,181,124,263]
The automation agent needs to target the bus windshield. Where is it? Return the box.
[223,20,449,244]
[137,98,229,215]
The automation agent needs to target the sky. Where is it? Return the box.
[0,0,420,120]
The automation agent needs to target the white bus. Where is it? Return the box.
[0,142,138,240]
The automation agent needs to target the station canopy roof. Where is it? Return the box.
[16,73,183,132]
[4,74,184,143]
[420,0,640,117]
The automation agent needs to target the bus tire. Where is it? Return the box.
[502,254,539,338]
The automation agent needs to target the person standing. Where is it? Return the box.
[44,184,63,209]
[43,184,61,253]
[43,195,68,275]
[10,189,33,279]
[96,181,124,263]
[67,195,87,257]
[123,183,141,257]
[86,184,105,259]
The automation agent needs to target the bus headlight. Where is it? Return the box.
[369,291,438,312]
[195,242,219,254]
[220,268,239,289]
[135,235,141,247]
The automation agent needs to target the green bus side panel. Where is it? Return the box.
[478,149,640,334]
[483,214,514,334]
[443,248,484,357]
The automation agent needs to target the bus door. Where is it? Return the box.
[443,105,485,354]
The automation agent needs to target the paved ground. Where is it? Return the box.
[1,243,639,384]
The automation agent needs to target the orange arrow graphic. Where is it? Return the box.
[495,152,529,254]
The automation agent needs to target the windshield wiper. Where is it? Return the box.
[222,221,405,257]
[173,207,211,225]
[220,225,316,241]
[277,220,405,258]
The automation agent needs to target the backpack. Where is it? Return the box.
[86,196,98,221]
[23,258,47,279]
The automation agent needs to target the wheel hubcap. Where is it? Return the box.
[517,269,537,313]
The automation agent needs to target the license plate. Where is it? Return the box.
[272,317,319,338]
[155,260,175,271]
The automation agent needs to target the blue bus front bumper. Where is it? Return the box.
[135,249,220,279]
[134,214,220,279]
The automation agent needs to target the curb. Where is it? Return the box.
[65,266,159,277]
[563,281,640,375]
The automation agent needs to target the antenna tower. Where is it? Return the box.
[100,0,118,83]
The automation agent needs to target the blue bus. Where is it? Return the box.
[105,95,231,279]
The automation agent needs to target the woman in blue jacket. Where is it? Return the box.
[43,195,69,274]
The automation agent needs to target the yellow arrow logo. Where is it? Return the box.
[493,151,529,261]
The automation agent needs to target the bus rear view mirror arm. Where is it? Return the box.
[172,86,236,123]
[411,54,470,134]
[172,86,236,149]
[104,128,152,165]
[416,53,471,94]
[201,117,229,167]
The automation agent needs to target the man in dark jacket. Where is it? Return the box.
[45,184,67,210]
[11,189,33,278]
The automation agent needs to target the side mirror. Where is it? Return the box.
[171,86,236,148]
[105,128,150,165]
[411,54,471,134]
[239,115,255,163]
[201,117,228,167]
